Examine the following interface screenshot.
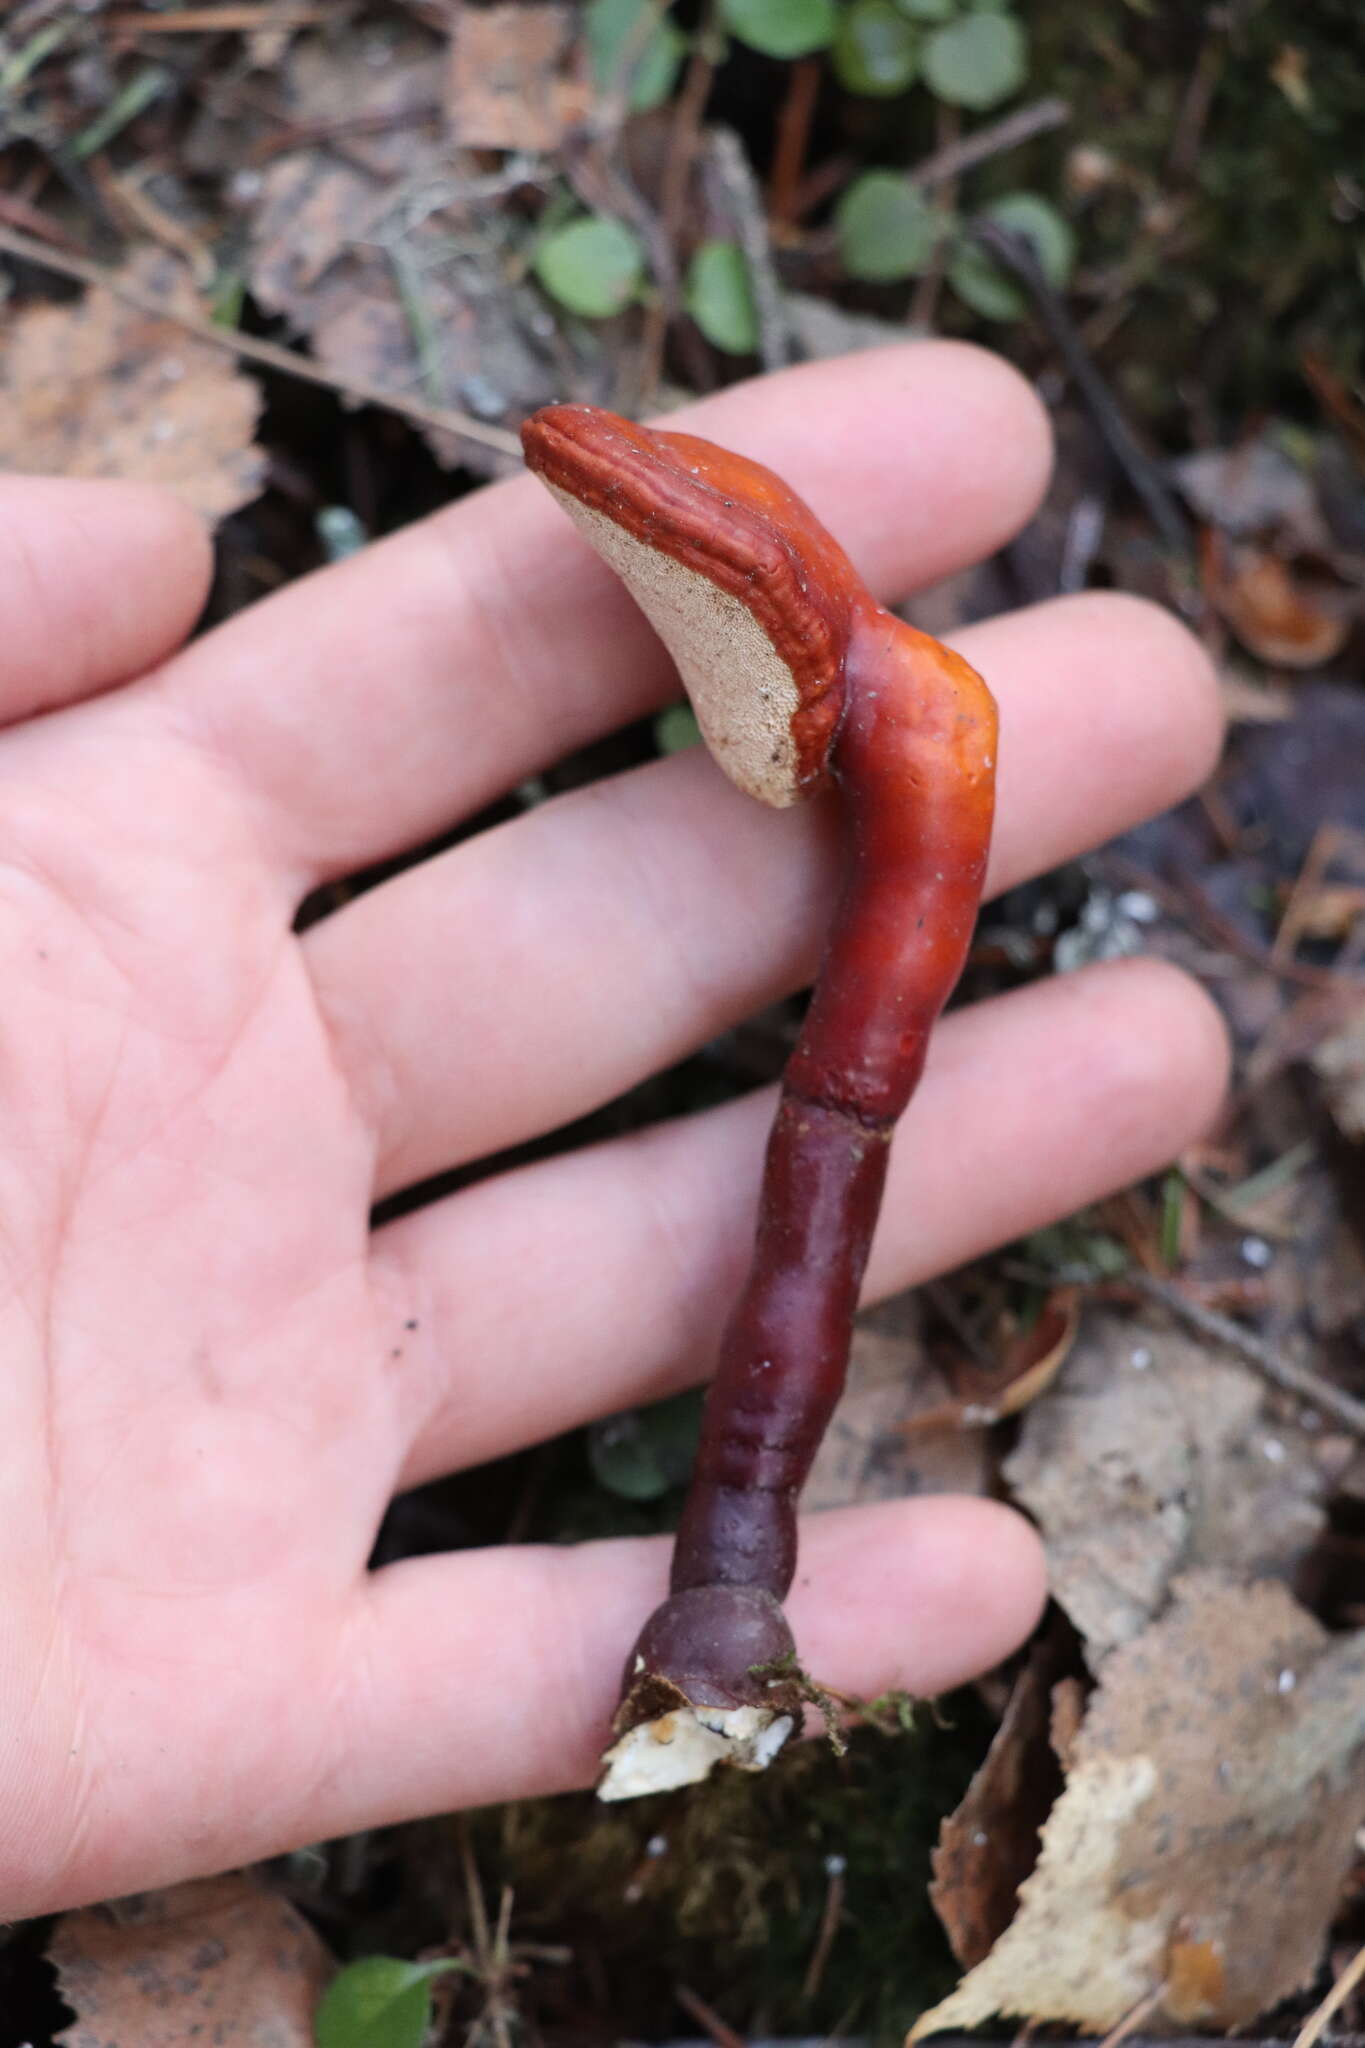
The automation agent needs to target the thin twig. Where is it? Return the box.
[1095,1985,1170,2048]
[1292,1942,1365,2048]
[674,1984,747,2048]
[800,1854,846,2005]
[635,1,718,402]
[767,56,820,229]
[702,125,792,372]
[0,220,524,460]
[969,217,1191,563]
[0,185,86,252]
[1130,1272,1365,1436]
[105,4,332,28]
[909,95,1070,191]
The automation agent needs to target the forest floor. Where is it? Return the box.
[0,3,1362,2045]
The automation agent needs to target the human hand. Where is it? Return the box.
[0,344,1227,1916]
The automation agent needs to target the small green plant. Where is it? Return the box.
[684,238,759,354]
[947,191,1075,317]
[315,1957,468,2048]
[533,213,646,319]
[586,0,687,112]
[832,0,920,96]
[721,0,837,59]
[921,6,1026,108]
[800,0,1060,324]
[836,171,942,281]
[588,1387,704,1502]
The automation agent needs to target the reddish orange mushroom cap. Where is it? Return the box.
[521,403,861,800]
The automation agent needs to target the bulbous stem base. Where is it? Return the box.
[597,1585,804,1800]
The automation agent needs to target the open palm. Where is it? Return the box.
[0,345,1227,1917]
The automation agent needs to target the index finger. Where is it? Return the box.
[149,342,1052,888]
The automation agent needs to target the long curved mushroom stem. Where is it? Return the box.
[520,403,996,1797]
[672,618,996,1608]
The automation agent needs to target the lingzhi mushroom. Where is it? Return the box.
[522,403,998,1799]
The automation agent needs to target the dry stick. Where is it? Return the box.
[909,93,1070,192]
[908,101,959,333]
[635,5,718,403]
[1130,1272,1365,1437]
[767,55,821,229]
[674,1985,747,2048]
[800,1854,846,2005]
[522,405,996,1796]
[968,217,1191,566]
[105,5,333,28]
[0,220,524,461]
[1291,1942,1365,2048]
[701,125,792,372]
[788,95,1068,243]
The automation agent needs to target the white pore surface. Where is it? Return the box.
[551,487,802,808]
[597,1704,796,1802]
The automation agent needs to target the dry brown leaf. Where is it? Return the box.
[1003,1312,1325,1666]
[248,37,557,473]
[902,1288,1081,1436]
[448,3,589,152]
[911,1573,1365,2038]
[0,249,264,521]
[1216,548,1351,668]
[929,1637,1067,1970]
[52,1872,331,2047]
[1312,998,1365,1142]
[802,1315,987,1512]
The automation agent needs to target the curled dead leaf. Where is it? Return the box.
[929,1636,1068,1970]
[1213,545,1351,669]
[902,1288,1080,1437]
[912,1574,1365,2039]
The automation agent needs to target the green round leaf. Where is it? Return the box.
[894,0,953,18]
[835,171,941,282]
[316,1958,466,2048]
[947,191,1074,319]
[684,239,759,354]
[720,0,836,59]
[533,214,645,319]
[833,0,920,96]
[922,10,1026,108]
[655,703,701,753]
[589,1390,704,1502]
[586,0,687,113]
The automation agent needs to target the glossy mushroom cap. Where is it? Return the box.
[521,404,867,807]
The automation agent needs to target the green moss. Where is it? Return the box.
[472,1694,992,2043]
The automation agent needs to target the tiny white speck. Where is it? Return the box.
[824,1852,847,1876]
[1241,1235,1272,1269]
[1277,1668,1296,1693]
[1117,890,1158,922]
[646,1834,668,1857]
[972,1830,988,1847]
[1262,1437,1286,1463]
[1130,1346,1153,1370]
